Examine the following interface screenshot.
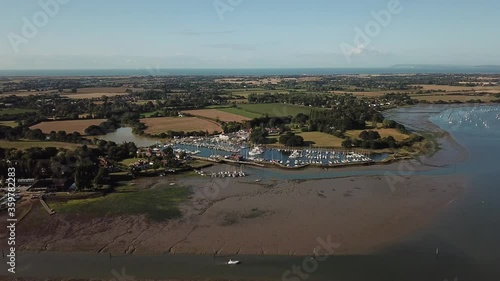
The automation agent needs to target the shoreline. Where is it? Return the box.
[2,105,473,258]
[5,172,466,257]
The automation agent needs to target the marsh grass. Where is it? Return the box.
[51,185,191,222]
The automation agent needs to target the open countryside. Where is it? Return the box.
[30,119,107,134]
[181,109,251,122]
[141,117,222,134]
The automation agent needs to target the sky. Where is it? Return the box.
[0,0,499,69]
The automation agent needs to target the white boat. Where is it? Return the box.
[227,259,240,265]
[289,150,301,159]
[248,146,264,156]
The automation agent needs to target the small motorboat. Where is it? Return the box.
[227,259,240,265]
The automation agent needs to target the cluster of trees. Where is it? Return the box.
[0,123,96,145]
[249,127,269,144]
[380,93,418,106]
[307,106,384,134]
[341,129,421,150]
[85,119,120,135]
[248,92,341,108]
[279,132,305,147]
[382,119,409,134]
[248,116,292,130]
[221,122,243,133]
[0,140,138,190]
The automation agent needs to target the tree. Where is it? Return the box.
[293,113,309,125]
[250,127,268,144]
[93,167,108,187]
[382,119,397,128]
[285,135,304,147]
[342,138,353,149]
[372,115,379,128]
[75,159,97,190]
[385,136,397,149]
[359,131,369,140]
[279,132,304,147]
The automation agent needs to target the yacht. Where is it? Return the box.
[227,259,240,265]
[249,146,264,156]
[288,150,301,159]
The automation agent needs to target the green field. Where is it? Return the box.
[228,89,290,97]
[0,140,87,150]
[297,131,344,147]
[0,108,37,115]
[218,107,263,119]
[142,111,161,118]
[51,184,191,221]
[236,103,315,117]
[0,121,18,127]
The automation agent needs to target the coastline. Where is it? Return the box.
[1,104,482,281]
[3,106,471,256]
[7,173,465,257]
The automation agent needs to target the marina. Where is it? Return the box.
[147,134,386,169]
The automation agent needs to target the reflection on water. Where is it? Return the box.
[174,143,388,167]
[97,127,157,147]
[98,128,388,168]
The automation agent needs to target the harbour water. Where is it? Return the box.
[3,104,500,280]
[98,128,388,167]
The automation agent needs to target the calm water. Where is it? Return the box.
[2,105,500,280]
[97,127,158,147]
[1,67,500,76]
[98,128,388,166]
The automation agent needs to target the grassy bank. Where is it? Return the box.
[51,184,191,221]
[0,140,88,150]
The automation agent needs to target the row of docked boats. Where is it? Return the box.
[194,169,246,178]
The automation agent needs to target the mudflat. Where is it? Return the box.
[6,173,465,256]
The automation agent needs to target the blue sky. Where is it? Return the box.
[0,0,499,69]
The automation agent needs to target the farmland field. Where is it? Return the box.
[411,84,500,92]
[3,87,141,98]
[329,91,394,97]
[62,93,128,99]
[0,108,37,115]
[141,117,222,134]
[237,103,315,117]
[182,109,251,122]
[228,88,291,97]
[297,131,344,147]
[217,107,262,119]
[0,121,18,127]
[77,87,140,93]
[30,119,107,134]
[61,87,137,99]
[0,140,88,150]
